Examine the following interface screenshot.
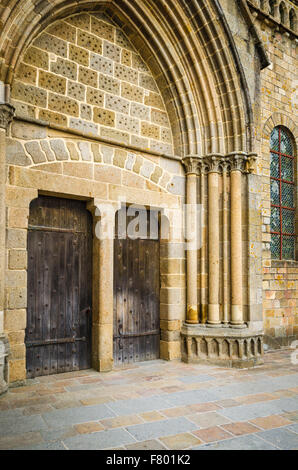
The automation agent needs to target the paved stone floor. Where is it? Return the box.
[0,349,298,450]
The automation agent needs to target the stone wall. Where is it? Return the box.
[262,260,298,347]
[3,10,188,383]
[220,0,298,347]
[219,0,258,105]
[1,0,296,383]
[4,139,185,382]
[219,0,265,335]
[249,1,298,346]
[10,12,173,157]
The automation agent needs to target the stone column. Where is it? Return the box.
[222,163,229,326]
[282,6,290,28]
[0,103,14,394]
[230,156,245,327]
[87,199,119,372]
[207,156,221,326]
[183,157,199,324]
[262,0,270,15]
[181,152,264,368]
[200,165,208,324]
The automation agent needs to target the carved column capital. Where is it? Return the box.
[219,158,231,173]
[182,155,200,175]
[228,153,249,173]
[0,103,15,130]
[246,153,257,173]
[204,154,223,174]
[197,153,258,175]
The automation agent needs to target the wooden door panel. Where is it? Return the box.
[26,197,92,378]
[113,207,160,366]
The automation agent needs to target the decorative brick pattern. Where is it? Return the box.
[11,12,172,155]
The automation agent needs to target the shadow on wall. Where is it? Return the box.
[263,334,298,350]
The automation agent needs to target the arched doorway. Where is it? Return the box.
[26,196,92,378]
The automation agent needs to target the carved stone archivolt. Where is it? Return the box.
[0,103,15,130]
[182,153,257,175]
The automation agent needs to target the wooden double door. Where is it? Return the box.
[113,206,160,365]
[26,196,92,378]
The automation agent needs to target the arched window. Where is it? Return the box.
[290,9,296,31]
[269,0,276,17]
[279,2,286,24]
[270,127,296,260]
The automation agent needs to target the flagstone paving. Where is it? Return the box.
[0,349,297,450]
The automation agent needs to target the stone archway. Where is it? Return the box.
[0,0,253,156]
[0,1,268,385]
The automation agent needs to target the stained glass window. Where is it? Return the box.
[270,127,295,260]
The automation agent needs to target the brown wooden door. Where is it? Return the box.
[113,206,160,365]
[26,196,92,378]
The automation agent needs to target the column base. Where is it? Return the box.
[181,324,264,369]
[229,323,247,329]
[0,334,10,395]
[186,306,198,324]
[92,357,113,372]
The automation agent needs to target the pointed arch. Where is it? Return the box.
[290,8,297,32]
[0,0,255,155]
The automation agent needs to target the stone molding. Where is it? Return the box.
[247,0,298,37]
[181,324,264,368]
[6,132,180,195]
[0,103,15,130]
[182,153,257,175]
[262,112,298,143]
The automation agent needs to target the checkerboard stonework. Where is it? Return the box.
[0,0,297,403]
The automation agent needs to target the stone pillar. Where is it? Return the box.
[207,157,221,326]
[88,199,119,372]
[181,153,264,368]
[262,0,270,15]
[282,6,290,28]
[182,157,199,324]
[230,156,244,327]
[0,103,14,394]
[246,155,263,330]
[199,166,207,324]
[222,163,229,326]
